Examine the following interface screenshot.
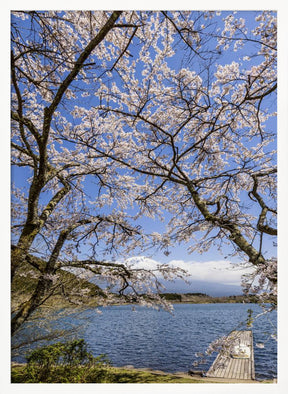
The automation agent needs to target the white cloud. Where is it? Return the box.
[169,259,255,286]
[125,256,255,287]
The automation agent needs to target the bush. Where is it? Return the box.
[24,339,110,382]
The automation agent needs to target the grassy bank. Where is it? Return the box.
[11,363,273,384]
[11,363,200,383]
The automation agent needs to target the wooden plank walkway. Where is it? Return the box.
[206,330,255,380]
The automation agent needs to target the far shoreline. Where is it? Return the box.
[24,292,265,312]
[106,292,261,307]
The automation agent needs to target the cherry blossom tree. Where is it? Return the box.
[11,10,190,335]
[59,12,276,297]
[11,10,277,336]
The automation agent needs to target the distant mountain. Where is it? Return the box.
[120,256,248,297]
[162,279,243,297]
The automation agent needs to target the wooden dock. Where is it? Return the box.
[206,330,255,381]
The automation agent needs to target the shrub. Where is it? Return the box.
[24,339,110,382]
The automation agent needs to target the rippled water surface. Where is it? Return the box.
[14,303,277,380]
[82,303,277,380]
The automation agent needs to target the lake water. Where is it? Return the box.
[13,303,277,381]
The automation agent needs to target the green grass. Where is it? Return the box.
[11,364,206,383]
[11,364,275,384]
[103,368,204,383]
